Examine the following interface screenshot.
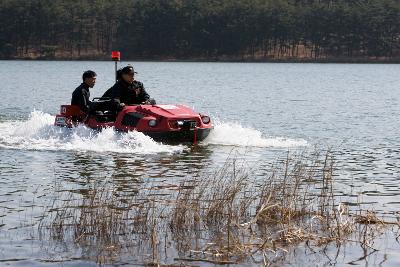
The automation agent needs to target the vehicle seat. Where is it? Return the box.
[93,110,117,123]
[89,98,118,122]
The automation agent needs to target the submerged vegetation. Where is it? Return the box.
[38,151,399,265]
[1,0,400,61]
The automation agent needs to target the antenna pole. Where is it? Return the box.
[115,61,118,82]
[111,51,121,82]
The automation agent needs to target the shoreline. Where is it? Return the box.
[2,56,400,64]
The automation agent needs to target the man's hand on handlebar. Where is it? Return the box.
[117,103,125,111]
[142,99,156,105]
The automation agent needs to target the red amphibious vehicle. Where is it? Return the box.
[54,101,213,144]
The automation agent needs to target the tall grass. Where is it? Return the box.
[38,150,395,265]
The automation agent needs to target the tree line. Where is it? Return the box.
[1,0,399,61]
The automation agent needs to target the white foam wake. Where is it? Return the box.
[0,111,307,153]
[204,121,308,148]
[0,111,184,154]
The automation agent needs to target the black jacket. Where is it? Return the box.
[71,83,90,113]
[103,80,150,105]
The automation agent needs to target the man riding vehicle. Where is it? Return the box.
[102,65,155,108]
[71,70,97,113]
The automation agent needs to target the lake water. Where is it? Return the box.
[0,61,399,266]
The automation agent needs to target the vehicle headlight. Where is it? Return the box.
[148,119,157,127]
[201,116,210,124]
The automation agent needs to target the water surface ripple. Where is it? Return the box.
[0,61,399,265]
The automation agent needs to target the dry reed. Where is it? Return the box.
[38,150,395,265]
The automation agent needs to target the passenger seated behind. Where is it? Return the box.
[102,65,155,110]
[71,70,97,113]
